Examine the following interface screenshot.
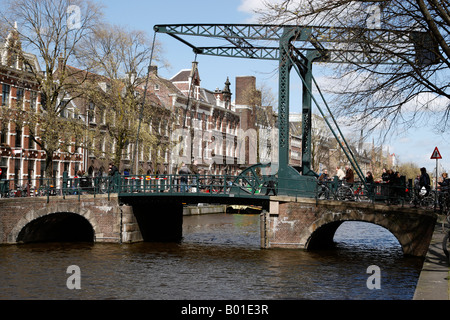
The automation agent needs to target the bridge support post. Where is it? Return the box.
[121,205,144,243]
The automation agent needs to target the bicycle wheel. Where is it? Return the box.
[337,186,352,201]
[317,185,328,200]
[442,231,450,263]
[421,193,436,209]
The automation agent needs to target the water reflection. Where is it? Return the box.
[0,214,422,300]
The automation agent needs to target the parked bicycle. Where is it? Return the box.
[317,182,335,200]
[336,183,357,201]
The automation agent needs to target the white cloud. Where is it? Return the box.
[237,0,272,22]
[238,0,268,13]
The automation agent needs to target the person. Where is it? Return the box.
[439,172,450,191]
[265,179,277,196]
[381,168,390,183]
[318,169,330,199]
[108,163,118,176]
[365,171,375,198]
[438,172,450,212]
[190,160,199,191]
[419,167,431,197]
[365,171,374,184]
[319,169,329,183]
[391,171,403,202]
[178,162,191,192]
[344,165,354,186]
[413,174,421,206]
[336,166,345,180]
[381,168,391,200]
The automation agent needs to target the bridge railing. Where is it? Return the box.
[116,173,275,197]
[0,174,441,211]
[315,179,432,207]
[0,173,274,199]
[0,175,115,201]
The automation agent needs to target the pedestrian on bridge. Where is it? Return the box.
[335,167,345,180]
[319,169,329,182]
[344,165,354,186]
[365,171,374,184]
[419,167,431,197]
[108,163,118,176]
[178,162,191,192]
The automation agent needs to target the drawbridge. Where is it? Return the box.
[153,23,437,197]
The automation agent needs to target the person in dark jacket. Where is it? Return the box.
[344,165,354,186]
[419,167,431,197]
[108,163,118,176]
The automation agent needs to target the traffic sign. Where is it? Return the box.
[431,147,442,159]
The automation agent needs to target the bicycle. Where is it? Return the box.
[336,183,357,201]
[317,182,335,200]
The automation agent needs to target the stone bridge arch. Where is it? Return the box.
[302,211,404,252]
[265,198,437,257]
[8,202,100,244]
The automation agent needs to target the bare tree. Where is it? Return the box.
[77,23,169,172]
[256,0,449,138]
[1,0,103,178]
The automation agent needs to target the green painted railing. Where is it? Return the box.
[0,173,437,210]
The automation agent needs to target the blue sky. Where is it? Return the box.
[96,0,450,173]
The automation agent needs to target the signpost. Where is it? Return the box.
[431,147,442,211]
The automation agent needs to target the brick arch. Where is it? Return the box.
[8,203,99,243]
[302,211,402,251]
[299,208,432,256]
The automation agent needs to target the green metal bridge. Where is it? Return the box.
[151,23,437,198]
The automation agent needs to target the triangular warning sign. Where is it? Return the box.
[431,147,442,159]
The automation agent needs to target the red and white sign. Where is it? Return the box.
[430,147,442,159]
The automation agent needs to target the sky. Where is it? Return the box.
[95,0,450,174]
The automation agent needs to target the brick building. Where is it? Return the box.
[0,26,44,186]
[0,25,84,188]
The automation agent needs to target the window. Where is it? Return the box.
[59,100,69,118]
[28,134,35,150]
[16,88,24,108]
[2,84,10,106]
[30,91,37,111]
[28,160,35,185]
[88,102,96,123]
[15,127,22,148]
[0,124,8,145]
[14,158,20,186]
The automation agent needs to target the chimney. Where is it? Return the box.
[149,65,158,75]
[235,76,256,106]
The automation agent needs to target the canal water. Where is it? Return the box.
[0,213,423,300]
